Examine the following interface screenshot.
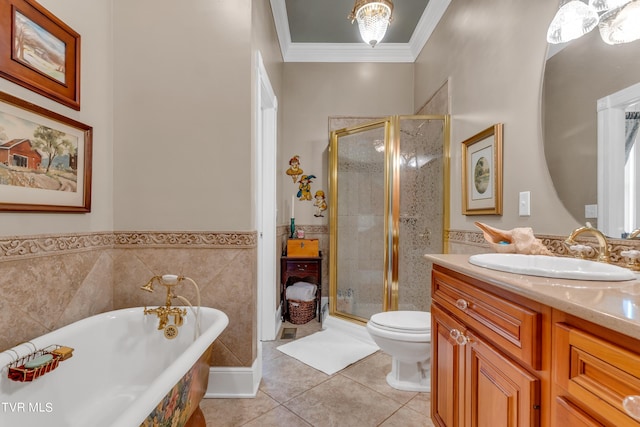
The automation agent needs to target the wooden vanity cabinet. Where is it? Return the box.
[431,262,640,427]
[431,265,549,427]
[551,311,640,427]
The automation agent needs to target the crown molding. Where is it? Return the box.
[408,0,451,59]
[283,43,415,63]
[270,0,451,63]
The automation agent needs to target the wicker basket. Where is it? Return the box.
[288,299,316,324]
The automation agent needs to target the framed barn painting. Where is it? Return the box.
[0,0,80,110]
[461,123,503,215]
[0,91,92,212]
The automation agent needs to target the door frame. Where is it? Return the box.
[255,51,279,341]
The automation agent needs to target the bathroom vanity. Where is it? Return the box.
[428,254,640,427]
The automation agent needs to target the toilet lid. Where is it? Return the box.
[369,311,431,333]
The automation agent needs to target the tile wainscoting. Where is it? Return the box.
[0,231,257,368]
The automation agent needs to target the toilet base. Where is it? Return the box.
[385,357,431,392]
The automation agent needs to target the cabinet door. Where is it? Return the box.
[432,304,466,427]
[467,331,540,427]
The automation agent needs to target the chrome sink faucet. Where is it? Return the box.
[565,222,610,263]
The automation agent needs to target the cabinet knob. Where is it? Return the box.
[449,328,471,346]
[455,299,469,310]
[623,396,640,420]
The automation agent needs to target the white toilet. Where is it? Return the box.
[366,310,431,392]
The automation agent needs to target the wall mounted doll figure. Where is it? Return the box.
[297,174,316,201]
[286,155,303,183]
[313,190,327,217]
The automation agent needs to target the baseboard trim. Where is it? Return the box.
[205,345,262,398]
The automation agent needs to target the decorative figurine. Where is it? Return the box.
[297,174,316,201]
[286,155,303,183]
[313,190,327,217]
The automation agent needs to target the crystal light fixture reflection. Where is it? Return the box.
[599,0,640,44]
[547,0,600,43]
[589,0,632,12]
[547,0,639,45]
[348,0,394,47]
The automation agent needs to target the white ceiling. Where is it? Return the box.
[270,0,452,63]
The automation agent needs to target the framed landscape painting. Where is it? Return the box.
[0,0,81,110]
[0,91,92,212]
[461,123,503,215]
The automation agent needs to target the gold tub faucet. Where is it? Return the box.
[565,222,610,263]
[141,275,187,337]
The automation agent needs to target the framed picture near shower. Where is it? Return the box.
[0,91,92,212]
[461,123,503,215]
[0,0,81,110]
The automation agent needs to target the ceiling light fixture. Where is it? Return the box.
[599,0,640,44]
[348,0,394,48]
[547,0,640,45]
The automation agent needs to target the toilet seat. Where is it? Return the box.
[369,311,431,334]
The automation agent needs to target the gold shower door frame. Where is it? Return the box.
[329,115,450,324]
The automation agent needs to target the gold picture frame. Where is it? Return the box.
[461,123,503,215]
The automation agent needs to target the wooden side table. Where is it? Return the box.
[280,253,322,322]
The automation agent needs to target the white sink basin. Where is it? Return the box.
[468,253,636,281]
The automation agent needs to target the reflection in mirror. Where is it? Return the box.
[542,27,640,236]
[597,82,640,238]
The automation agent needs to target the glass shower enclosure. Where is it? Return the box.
[329,115,450,324]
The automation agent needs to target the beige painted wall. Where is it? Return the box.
[0,0,113,237]
[415,0,580,236]
[280,63,414,227]
[113,0,254,231]
[0,0,582,240]
[0,0,280,236]
[251,0,284,228]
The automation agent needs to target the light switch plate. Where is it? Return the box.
[519,191,531,216]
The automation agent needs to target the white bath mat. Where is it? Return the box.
[277,328,378,375]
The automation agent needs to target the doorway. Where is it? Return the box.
[256,52,279,341]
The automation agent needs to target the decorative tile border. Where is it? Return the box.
[0,232,114,261]
[0,231,257,261]
[447,229,640,266]
[114,231,257,248]
[9,227,636,266]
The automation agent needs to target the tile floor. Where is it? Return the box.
[200,320,435,427]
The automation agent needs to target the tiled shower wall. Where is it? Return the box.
[0,231,257,368]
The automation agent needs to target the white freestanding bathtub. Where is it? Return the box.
[0,306,228,427]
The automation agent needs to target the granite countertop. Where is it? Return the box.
[426,254,640,341]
